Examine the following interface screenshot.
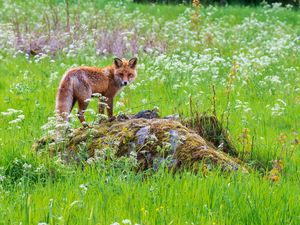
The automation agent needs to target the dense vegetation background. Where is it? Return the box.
[133,0,300,7]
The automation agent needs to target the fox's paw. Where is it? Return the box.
[108,116,116,122]
[82,122,90,128]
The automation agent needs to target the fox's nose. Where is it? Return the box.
[123,81,128,86]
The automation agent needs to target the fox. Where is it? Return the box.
[55,57,138,126]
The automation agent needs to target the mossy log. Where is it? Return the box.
[34,113,247,173]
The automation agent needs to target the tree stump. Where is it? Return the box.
[33,111,247,173]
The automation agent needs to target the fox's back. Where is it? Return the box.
[63,66,112,93]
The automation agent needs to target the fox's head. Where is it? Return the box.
[113,57,138,87]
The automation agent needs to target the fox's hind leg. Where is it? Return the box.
[76,88,92,126]
[77,99,89,126]
[72,72,92,126]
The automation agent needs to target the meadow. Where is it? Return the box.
[0,0,300,224]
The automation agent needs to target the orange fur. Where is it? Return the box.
[55,57,137,125]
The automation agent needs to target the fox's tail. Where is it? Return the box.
[55,75,74,122]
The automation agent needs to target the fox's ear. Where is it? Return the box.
[129,57,138,69]
[114,58,123,68]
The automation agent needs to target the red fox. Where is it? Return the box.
[55,57,138,125]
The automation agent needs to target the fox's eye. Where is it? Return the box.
[128,74,133,77]
[118,73,123,77]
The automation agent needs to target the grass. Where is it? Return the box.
[0,0,300,224]
[1,168,300,225]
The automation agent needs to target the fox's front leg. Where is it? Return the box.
[107,97,116,122]
[97,97,107,124]
[98,97,105,115]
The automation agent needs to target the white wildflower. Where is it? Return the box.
[79,184,88,193]
[122,219,131,225]
[84,98,91,103]
[116,101,125,108]
[1,108,23,116]
[0,175,6,182]
[277,99,287,106]
[23,163,32,170]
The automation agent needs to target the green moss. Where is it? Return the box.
[34,117,248,173]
